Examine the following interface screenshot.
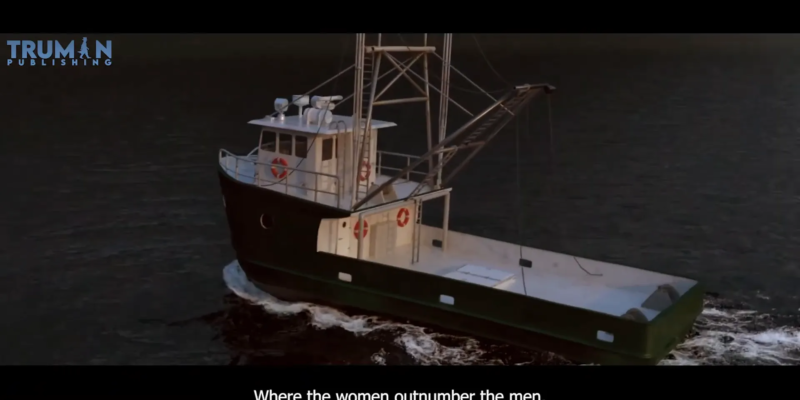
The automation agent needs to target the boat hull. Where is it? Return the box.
[239,259,699,365]
[219,168,704,365]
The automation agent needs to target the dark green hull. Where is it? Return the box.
[220,168,704,365]
[238,258,703,365]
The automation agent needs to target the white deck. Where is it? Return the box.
[220,155,434,210]
[359,226,697,321]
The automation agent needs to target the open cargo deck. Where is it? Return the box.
[375,226,699,323]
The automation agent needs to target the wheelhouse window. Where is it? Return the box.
[261,130,276,152]
[295,136,308,158]
[278,133,292,155]
[322,138,333,161]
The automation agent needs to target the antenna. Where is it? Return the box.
[292,95,309,117]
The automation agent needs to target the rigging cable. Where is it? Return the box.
[516,100,528,296]
[473,36,603,278]
[471,34,514,88]
[396,34,507,95]
[547,96,554,158]
[528,88,602,277]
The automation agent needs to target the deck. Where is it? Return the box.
[370,226,698,321]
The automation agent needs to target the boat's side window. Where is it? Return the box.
[295,136,308,158]
[322,138,333,161]
[260,214,273,230]
[278,133,293,155]
[261,131,276,152]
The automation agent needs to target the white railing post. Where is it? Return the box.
[357,213,365,260]
[443,191,450,251]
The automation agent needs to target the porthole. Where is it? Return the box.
[260,214,273,229]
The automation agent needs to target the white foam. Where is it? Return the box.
[223,260,800,365]
[223,261,492,365]
[662,304,800,365]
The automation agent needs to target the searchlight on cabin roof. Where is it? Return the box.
[310,95,342,111]
[274,98,289,121]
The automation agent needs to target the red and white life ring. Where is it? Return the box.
[359,161,371,182]
[353,219,369,239]
[270,157,289,179]
[396,208,410,227]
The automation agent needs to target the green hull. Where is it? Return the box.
[238,258,704,365]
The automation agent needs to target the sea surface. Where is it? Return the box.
[1,35,799,365]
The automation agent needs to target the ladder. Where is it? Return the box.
[354,36,381,202]
[356,125,371,198]
[409,87,537,197]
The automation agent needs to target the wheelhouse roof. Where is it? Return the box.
[248,115,397,136]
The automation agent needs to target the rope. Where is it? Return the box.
[396,34,507,95]
[516,101,527,296]
[532,92,602,277]
[471,34,513,88]
[544,94,556,196]
[547,95,554,160]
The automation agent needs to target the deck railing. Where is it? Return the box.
[376,150,428,182]
[219,149,342,208]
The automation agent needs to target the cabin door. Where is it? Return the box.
[319,137,338,196]
[336,218,351,256]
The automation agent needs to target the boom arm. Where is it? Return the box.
[352,83,555,210]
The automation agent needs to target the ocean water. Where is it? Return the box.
[1,35,799,364]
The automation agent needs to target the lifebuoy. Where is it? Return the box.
[396,208,410,227]
[353,220,369,239]
[359,161,371,182]
[270,157,289,179]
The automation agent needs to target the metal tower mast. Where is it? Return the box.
[350,33,446,209]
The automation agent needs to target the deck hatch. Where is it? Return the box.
[443,264,514,288]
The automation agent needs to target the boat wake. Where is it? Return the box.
[222,261,800,365]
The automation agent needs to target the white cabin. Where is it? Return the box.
[217,99,448,263]
[249,114,395,206]
[219,102,437,212]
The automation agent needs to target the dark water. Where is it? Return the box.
[2,35,800,364]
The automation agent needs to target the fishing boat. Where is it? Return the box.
[217,34,703,365]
